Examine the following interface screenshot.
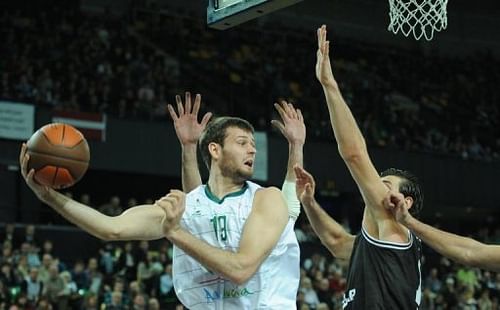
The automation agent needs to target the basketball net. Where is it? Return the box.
[388,0,448,41]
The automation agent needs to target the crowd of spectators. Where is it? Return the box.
[3,217,500,309]
[1,1,500,163]
[2,2,500,309]
[0,223,180,310]
[0,1,179,121]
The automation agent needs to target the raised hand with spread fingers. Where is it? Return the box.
[168,92,212,192]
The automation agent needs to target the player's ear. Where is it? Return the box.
[405,196,414,209]
[208,142,220,161]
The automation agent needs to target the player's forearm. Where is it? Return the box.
[283,143,304,220]
[167,228,255,285]
[322,84,366,159]
[285,143,304,181]
[405,217,480,266]
[302,198,351,257]
[43,190,120,240]
[181,143,202,192]
[322,84,389,218]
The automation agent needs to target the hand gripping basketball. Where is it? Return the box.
[25,123,90,189]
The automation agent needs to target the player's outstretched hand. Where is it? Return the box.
[315,25,337,88]
[168,92,212,146]
[293,165,316,206]
[156,190,186,237]
[271,100,306,146]
[19,143,51,200]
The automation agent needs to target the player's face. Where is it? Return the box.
[381,175,403,193]
[219,127,256,180]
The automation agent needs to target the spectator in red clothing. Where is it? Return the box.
[329,268,346,293]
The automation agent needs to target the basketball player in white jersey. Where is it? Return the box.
[167,92,303,218]
[19,94,303,309]
[162,93,305,308]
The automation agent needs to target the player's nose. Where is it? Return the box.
[248,144,256,154]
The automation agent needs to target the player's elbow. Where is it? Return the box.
[339,146,367,163]
[229,270,253,286]
[87,230,115,241]
[98,228,123,241]
[96,219,126,241]
[456,249,481,268]
[323,234,354,260]
[461,243,486,267]
[229,256,259,285]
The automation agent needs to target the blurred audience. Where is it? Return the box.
[2,220,500,309]
[1,1,499,162]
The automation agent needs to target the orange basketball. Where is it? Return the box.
[26,123,90,189]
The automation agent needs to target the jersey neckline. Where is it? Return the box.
[361,227,413,250]
[204,182,249,204]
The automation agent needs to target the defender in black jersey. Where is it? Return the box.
[343,229,422,309]
[294,25,424,310]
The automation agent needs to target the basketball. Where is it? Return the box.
[26,123,90,189]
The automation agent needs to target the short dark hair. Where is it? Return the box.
[199,117,254,170]
[380,168,423,216]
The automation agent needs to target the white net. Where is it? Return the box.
[388,0,448,41]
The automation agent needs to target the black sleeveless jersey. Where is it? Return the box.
[342,228,422,310]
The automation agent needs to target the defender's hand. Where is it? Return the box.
[168,92,212,146]
[384,191,412,226]
[293,165,316,206]
[271,100,306,146]
[315,25,337,88]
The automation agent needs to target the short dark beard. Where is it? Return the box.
[220,164,250,184]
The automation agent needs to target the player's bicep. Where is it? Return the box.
[238,188,288,267]
[111,204,166,240]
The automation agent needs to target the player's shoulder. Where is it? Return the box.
[254,185,285,205]
[185,184,206,198]
[256,186,281,195]
[245,180,262,190]
[250,180,280,195]
[253,185,288,217]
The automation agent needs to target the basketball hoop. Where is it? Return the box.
[388,0,448,41]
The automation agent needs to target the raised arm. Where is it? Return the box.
[271,100,305,182]
[167,92,212,192]
[158,188,289,285]
[20,144,166,241]
[271,100,306,220]
[388,192,500,272]
[294,165,355,260]
[316,26,390,228]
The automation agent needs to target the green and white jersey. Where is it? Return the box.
[172,181,300,309]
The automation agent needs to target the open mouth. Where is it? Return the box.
[244,159,254,168]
